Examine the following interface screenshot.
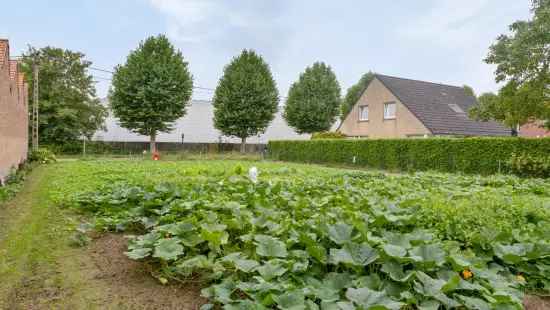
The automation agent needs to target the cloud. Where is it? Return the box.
[399,0,492,47]
[147,0,292,57]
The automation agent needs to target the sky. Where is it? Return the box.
[1,0,531,101]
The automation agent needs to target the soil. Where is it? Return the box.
[4,234,206,310]
[524,295,550,310]
[84,233,207,310]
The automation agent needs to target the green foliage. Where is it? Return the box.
[341,72,375,121]
[508,153,550,178]
[311,131,346,139]
[462,85,476,98]
[28,148,57,164]
[483,0,549,126]
[213,50,279,148]
[283,62,341,134]
[110,35,193,151]
[0,164,31,203]
[68,163,550,308]
[20,46,107,145]
[268,138,550,176]
[469,80,546,129]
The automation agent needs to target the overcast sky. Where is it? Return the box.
[1,0,531,101]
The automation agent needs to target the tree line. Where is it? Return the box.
[22,0,548,152]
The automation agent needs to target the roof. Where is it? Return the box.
[93,99,310,143]
[0,39,8,67]
[375,74,511,136]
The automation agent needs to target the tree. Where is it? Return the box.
[213,49,279,153]
[469,80,545,130]
[20,46,107,146]
[341,71,375,121]
[462,85,476,98]
[483,0,549,127]
[110,35,193,153]
[283,62,341,134]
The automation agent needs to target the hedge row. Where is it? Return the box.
[268,138,550,175]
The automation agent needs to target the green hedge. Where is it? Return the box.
[268,138,550,175]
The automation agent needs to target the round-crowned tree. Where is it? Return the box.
[284,62,341,134]
[109,35,193,153]
[213,49,279,152]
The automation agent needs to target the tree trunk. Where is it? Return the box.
[83,138,87,156]
[150,132,157,153]
[240,137,247,154]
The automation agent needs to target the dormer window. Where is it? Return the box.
[448,103,464,114]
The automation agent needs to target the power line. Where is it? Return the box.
[89,66,217,92]
[89,67,115,74]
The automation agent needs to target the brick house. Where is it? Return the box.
[520,121,550,138]
[0,39,29,183]
[338,74,511,138]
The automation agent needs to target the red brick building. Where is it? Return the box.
[0,39,29,183]
[520,121,550,138]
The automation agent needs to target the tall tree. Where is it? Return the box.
[470,80,546,131]
[110,35,193,153]
[283,62,341,134]
[213,49,279,152]
[462,85,476,98]
[482,0,549,127]
[341,71,375,121]
[20,46,106,146]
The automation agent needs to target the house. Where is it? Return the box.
[93,99,310,143]
[0,39,29,183]
[338,74,511,138]
[520,121,550,138]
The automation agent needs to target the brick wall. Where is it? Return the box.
[0,39,29,183]
[520,121,550,138]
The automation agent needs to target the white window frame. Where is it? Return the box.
[358,105,369,121]
[384,102,396,120]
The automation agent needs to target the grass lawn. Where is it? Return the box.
[0,158,549,309]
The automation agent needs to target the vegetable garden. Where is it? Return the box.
[59,160,550,309]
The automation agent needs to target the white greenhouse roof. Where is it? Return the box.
[93,99,311,143]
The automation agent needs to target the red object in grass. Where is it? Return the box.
[152,152,160,161]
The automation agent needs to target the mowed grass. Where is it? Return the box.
[0,158,549,308]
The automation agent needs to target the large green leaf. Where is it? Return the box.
[153,238,184,261]
[327,223,353,245]
[125,247,151,260]
[409,244,446,266]
[382,244,407,259]
[345,287,404,310]
[257,260,287,280]
[255,235,288,258]
[273,290,306,310]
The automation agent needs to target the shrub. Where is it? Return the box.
[311,131,346,140]
[268,137,550,176]
[508,153,550,178]
[29,148,57,164]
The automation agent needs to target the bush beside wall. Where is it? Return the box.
[268,138,550,176]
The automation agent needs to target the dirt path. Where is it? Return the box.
[0,165,204,310]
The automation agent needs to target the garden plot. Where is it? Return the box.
[62,161,550,309]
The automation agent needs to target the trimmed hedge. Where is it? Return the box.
[268,138,550,176]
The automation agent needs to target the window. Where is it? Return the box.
[384,102,396,119]
[448,103,465,114]
[359,105,369,121]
